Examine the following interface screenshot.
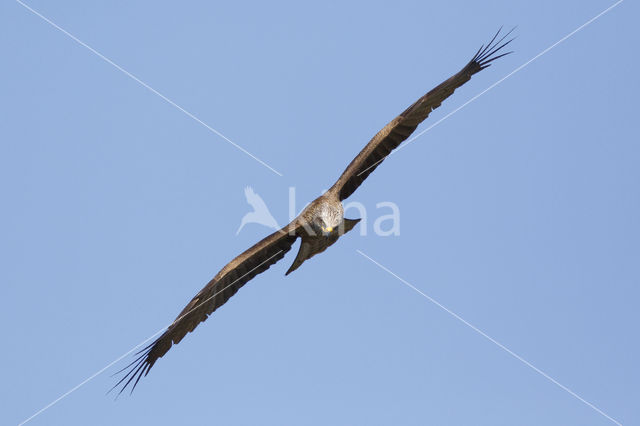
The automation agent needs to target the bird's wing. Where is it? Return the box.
[329,29,514,201]
[113,222,301,394]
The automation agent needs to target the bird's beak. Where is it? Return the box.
[322,226,333,233]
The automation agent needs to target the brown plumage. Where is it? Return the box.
[112,28,514,394]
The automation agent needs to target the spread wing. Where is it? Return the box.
[112,222,301,394]
[330,28,514,201]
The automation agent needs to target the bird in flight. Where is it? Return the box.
[113,28,514,394]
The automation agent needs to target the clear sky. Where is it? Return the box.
[2,1,638,425]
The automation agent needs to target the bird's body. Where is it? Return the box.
[113,29,514,394]
[286,192,359,275]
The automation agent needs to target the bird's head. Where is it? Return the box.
[312,203,343,236]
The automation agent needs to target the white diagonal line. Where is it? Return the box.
[357,0,624,178]
[16,0,283,177]
[13,0,625,423]
[356,249,622,426]
[17,249,285,425]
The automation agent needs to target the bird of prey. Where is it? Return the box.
[113,29,514,394]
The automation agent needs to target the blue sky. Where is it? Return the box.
[2,1,638,425]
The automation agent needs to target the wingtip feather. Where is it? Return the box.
[470,26,516,72]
